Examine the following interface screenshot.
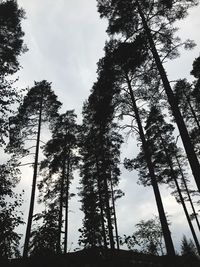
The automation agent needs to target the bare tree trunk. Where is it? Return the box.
[64,154,70,254]
[184,92,200,132]
[125,73,175,256]
[95,153,108,248]
[176,156,200,232]
[158,133,200,255]
[57,139,67,254]
[99,131,115,249]
[136,0,200,192]
[110,173,120,250]
[23,94,43,258]
[103,174,115,249]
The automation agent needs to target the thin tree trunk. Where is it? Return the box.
[158,133,200,255]
[185,94,200,132]
[125,73,175,256]
[172,178,200,255]
[136,0,200,192]
[103,176,115,249]
[95,153,108,248]
[99,132,115,249]
[57,140,67,254]
[110,173,120,250]
[64,153,70,254]
[23,94,43,258]
[175,155,200,232]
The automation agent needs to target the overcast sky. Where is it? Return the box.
[14,0,200,253]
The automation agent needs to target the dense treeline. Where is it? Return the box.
[0,0,200,262]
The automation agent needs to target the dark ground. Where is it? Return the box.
[0,248,199,267]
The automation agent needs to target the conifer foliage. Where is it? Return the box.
[0,161,24,258]
[0,0,27,145]
[78,58,123,249]
[97,0,200,194]
[1,0,200,262]
[0,0,27,259]
[38,110,79,254]
[7,80,61,257]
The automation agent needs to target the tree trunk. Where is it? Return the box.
[136,0,200,192]
[64,153,70,254]
[125,73,175,256]
[175,155,200,232]
[57,139,67,254]
[185,94,200,132]
[103,175,115,249]
[99,131,115,249]
[158,133,200,255]
[110,173,120,250]
[23,94,43,258]
[95,153,108,248]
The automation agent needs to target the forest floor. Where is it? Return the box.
[1,248,200,267]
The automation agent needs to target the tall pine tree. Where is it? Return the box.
[97,0,200,193]
[38,110,79,253]
[7,80,61,257]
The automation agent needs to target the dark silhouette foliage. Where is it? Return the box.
[7,80,61,257]
[0,160,24,259]
[38,110,79,253]
[97,0,200,194]
[120,216,164,255]
[0,0,27,75]
[29,204,59,256]
[0,0,27,145]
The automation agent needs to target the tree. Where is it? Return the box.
[121,217,164,255]
[38,110,79,253]
[97,0,200,194]
[78,145,103,249]
[174,79,200,157]
[0,0,27,75]
[0,160,24,259]
[174,79,200,133]
[181,235,197,257]
[0,0,27,145]
[175,155,200,233]
[7,80,61,257]
[189,56,200,155]
[79,71,123,249]
[29,203,59,256]
[123,78,175,256]
[100,38,175,255]
[127,106,200,253]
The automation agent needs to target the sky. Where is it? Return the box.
[11,0,200,253]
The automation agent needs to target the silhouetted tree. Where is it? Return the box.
[174,155,200,233]
[101,38,175,255]
[174,79,200,132]
[97,0,200,193]
[0,0,27,145]
[174,78,200,158]
[78,138,103,248]
[142,106,200,254]
[7,80,61,257]
[189,56,200,154]
[122,216,164,255]
[79,74,123,249]
[0,160,24,259]
[0,0,27,75]
[29,203,59,256]
[38,110,78,253]
[78,108,104,248]
[181,235,197,257]
[89,60,123,249]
